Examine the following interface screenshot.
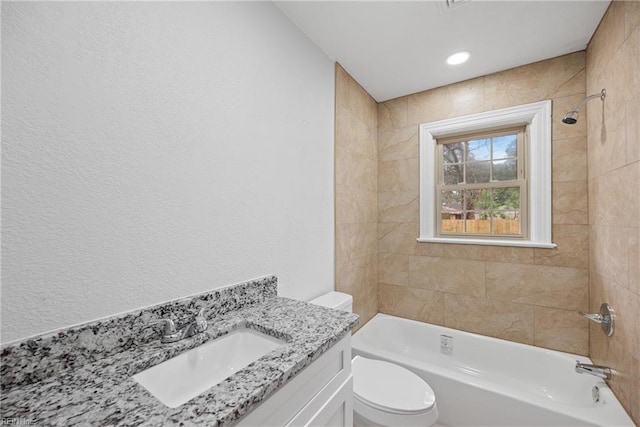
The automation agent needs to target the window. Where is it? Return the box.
[418,100,555,248]
[437,126,526,238]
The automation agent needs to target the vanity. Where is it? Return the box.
[0,276,358,426]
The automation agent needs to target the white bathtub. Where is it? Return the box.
[352,314,634,427]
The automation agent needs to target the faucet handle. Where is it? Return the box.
[579,312,604,323]
[193,308,208,333]
[579,303,615,337]
[149,318,177,335]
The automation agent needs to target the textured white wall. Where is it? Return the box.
[1,2,335,343]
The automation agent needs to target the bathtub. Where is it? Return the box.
[351,314,634,427]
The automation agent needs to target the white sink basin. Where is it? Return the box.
[133,328,285,408]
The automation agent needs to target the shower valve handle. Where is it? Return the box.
[579,303,615,337]
[579,312,605,323]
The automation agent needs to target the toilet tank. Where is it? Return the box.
[309,292,353,313]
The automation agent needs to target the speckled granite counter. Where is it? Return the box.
[1,276,359,426]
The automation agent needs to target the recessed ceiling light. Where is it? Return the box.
[446,51,470,65]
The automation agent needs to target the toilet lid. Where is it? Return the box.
[352,356,436,414]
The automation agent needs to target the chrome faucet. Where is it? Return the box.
[575,361,612,380]
[150,308,208,343]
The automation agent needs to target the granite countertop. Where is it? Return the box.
[1,277,359,426]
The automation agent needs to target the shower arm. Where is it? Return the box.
[569,89,606,112]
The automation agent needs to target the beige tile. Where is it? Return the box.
[407,88,442,127]
[627,99,640,163]
[335,104,377,160]
[588,276,640,404]
[379,253,409,286]
[484,69,544,111]
[413,241,446,257]
[378,222,419,255]
[603,338,635,411]
[407,78,484,126]
[630,356,640,426]
[378,191,419,223]
[444,294,534,345]
[335,184,377,225]
[409,256,485,297]
[549,69,586,100]
[335,145,377,191]
[588,175,600,225]
[378,126,419,161]
[335,63,350,109]
[588,270,606,311]
[552,136,587,182]
[591,225,631,289]
[378,97,408,131]
[609,282,640,361]
[441,244,533,264]
[599,57,630,134]
[534,224,589,268]
[486,262,588,310]
[345,74,377,126]
[553,180,589,225]
[336,222,378,264]
[447,77,485,117]
[533,306,589,355]
[484,247,535,264]
[337,252,378,331]
[379,283,445,325]
[484,53,585,111]
[629,227,639,296]
[587,120,628,179]
[440,244,487,261]
[623,0,640,38]
[591,163,640,228]
[586,1,626,83]
[378,158,419,192]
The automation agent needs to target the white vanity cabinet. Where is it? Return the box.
[238,334,353,427]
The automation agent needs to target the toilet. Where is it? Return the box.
[310,292,439,427]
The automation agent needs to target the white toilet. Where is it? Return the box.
[310,292,439,427]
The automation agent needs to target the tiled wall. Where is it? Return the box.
[376,52,591,355]
[586,1,639,423]
[335,64,379,329]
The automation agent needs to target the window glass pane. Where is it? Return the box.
[465,212,491,234]
[493,211,521,235]
[465,161,490,183]
[492,159,517,181]
[492,187,520,210]
[466,139,490,161]
[441,190,463,233]
[492,134,517,159]
[464,189,491,212]
[443,142,464,164]
[443,164,463,185]
[441,190,463,211]
[441,219,464,233]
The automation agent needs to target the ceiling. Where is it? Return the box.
[275,1,610,102]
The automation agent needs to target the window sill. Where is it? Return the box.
[416,237,556,249]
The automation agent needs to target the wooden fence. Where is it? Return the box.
[441,219,521,235]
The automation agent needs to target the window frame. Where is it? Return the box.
[418,100,556,248]
[436,125,528,239]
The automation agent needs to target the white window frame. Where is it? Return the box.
[418,100,556,248]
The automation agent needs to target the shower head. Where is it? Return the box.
[561,89,606,125]
[561,110,579,125]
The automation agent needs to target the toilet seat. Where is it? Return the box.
[352,356,436,415]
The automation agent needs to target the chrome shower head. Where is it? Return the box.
[562,110,579,125]
[561,89,606,125]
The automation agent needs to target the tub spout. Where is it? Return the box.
[575,361,612,380]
